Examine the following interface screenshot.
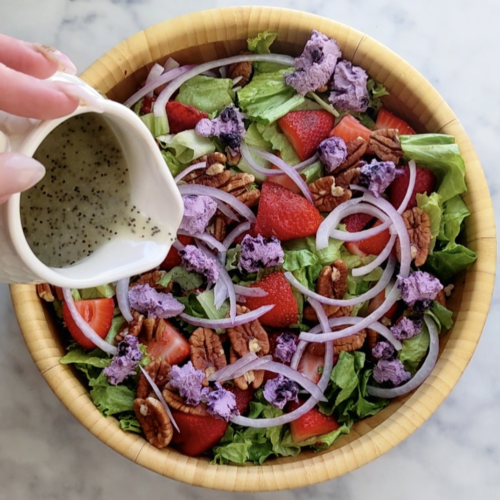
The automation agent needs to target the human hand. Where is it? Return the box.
[0,34,89,204]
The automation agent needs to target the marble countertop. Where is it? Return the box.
[1,1,498,499]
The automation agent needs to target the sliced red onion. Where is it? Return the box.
[139,365,179,432]
[218,221,252,264]
[251,147,314,204]
[231,355,274,378]
[214,199,239,222]
[234,285,267,297]
[328,218,392,242]
[295,153,320,171]
[172,240,185,252]
[174,161,206,183]
[214,279,228,309]
[62,288,117,355]
[240,143,284,177]
[367,315,438,398]
[178,184,256,222]
[219,66,227,78]
[124,65,196,107]
[308,297,330,333]
[154,53,295,118]
[220,265,236,321]
[163,57,179,72]
[116,277,133,323]
[180,304,274,328]
[284,258,396,307]
[208,352,258,382]
[232,86,242,92]
[397,159,417,214]
[232,75,243,85]
[177,229,226,252]
[352,232,397,277]
[145,63,165,97]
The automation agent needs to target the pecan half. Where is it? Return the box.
[132,270,171,293]
[162,387,208,416]
[225,147,241,166]
[133,397,173,449]
[190,327,227,384]
[309,176,352,212]
[333,329,367,355]
[184,153,231,188]
[37,283,55,302]
[208,215,227,242]
[230,346,264,391]
[334,166,361,189]
[366,328,379,354]
[137,359,171,399]
[337,137,369,173]
[228,58,253,87]
[369,129,404,164]
[115,309,145,343]
[228,305,269,390]
[303,261,349,321]
[396,207,432,267]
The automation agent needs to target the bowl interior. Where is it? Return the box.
[11,6,496,492]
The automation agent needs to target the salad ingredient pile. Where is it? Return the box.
[40,29,477,465]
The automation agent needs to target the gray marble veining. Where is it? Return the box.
[0,1,498,499]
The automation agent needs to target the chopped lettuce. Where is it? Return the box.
[283,236,344,266]
[320,351,389,423]
[281,423,351,451]
[175,75,234,114]
[400,134,467,203]
[247,30,288,74]
[417,192,442,252]
[428,301,454,330]
[347,266,383,296]
[425,243,477,282]
[157,266,203,291]
[237,69,305,124]
[340,248,377,270]
[307,91,339,117]
[161,150,186,177]
[118,413,142,434]
[300,160,323,184]
[438,195,471,244]
[89,371,136,416]
[283,248,323,290]
[159,129,215,164]
[256,122,300,165]
[79,284,116,300]
[176,293,207,318]
[140,113,169,137]
[367,78,389,112]
[105,315,127,345]
[225,246,241,272]
[398,325,430,375]
[197,289,229,319]
[60,346,111,369]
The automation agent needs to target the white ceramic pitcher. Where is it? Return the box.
[0,73,183,288]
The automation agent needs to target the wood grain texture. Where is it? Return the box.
[10,6,496,491]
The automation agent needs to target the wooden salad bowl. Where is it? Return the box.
[10,6,496,491]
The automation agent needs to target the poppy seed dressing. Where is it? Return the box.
[20,112,160,268]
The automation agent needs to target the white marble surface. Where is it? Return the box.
[0,0,499,498]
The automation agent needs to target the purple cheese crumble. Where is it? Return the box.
[169,361,209,406]
[180,195,217,235]
[179,245,219,285]
[284,30,342,95]
[195,104,246,153]
[238,234,284,273]
[263,374,299,409]
[103,335,143,385]
[206,382,239,421]
[397,272,443,306]
[373,359,411,386]
[359,159,400,197]
[329,60,369,112]
[128,284,185,319]
[372,341,395,361]
[390,317,423,341]
[318,136,348,173]
[274,332,297,363]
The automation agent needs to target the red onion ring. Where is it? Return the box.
[116,277,133,323]
[214,200,239,222]
[62,288,117,355]
[295,152,320,171]
[234,285,267,297]
[124,65,196,107]
[145,63,165,97]
[352,232,397,277]
[172,240,185,252]
[397,160,417,214]
[231,355,274,378]
[154,53,295,118]
[139,365,179,432]
[367,315,438,398]
[180,304,274,328]
[178,184,256,222]
[218,221,252,264]
[163,57,179,72]
[177,230,226,252]
[174,161,206,183]
[328,218,392,242]
[284,258,396,307]
[208,352,259,382]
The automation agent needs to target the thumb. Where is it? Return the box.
[0,152,45,204]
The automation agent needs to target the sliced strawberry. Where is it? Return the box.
[268,152,302,194]
[224,385,255,415]
[144,320,190,366]
[329,114,372,143]
[278,110,335,161]
[366,289,398,320]
[297,344,327,384]
[140,95,157,115]
[62,298,115,350]
[342,213,374,233]
[160,234,193,271]
[166,101,209,134]
[254,182,323,241]
[375,108,415,135]
[344,219,391,257]
[387,165,436,210]
[344,241,368,258]
[288,399,339,444]
[170,411,228,456]
[244,272,298,328]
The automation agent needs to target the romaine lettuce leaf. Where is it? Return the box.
[417,192,442,252]
[400,134,467,203]
[237,69,305,124]
[282,248,322,289]
[60,346,111,369]
[89,371,136,417]
[159,129,215,164]
[175,75,234,114]
[79,284,115,299]
[428,301,454,330]
[283,236,344,266]
[398,326,430,375]
[438,195,471,244]
[256,122,300,165]
[197,289,229,319]
[161,150,186,177]
[281,423,351,451]
[140,113,169,137]
[247,30,278,54]
[157,266,203,291]
[347,266,383,296]
[424,243,477,282]
[118,413,142,434]
[105,315,127,345]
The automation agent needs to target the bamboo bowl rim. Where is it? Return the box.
[10,6,496,491]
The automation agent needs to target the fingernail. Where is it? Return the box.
[33,43,78,75]
[55,82,104,113]
[0,153,46,200]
